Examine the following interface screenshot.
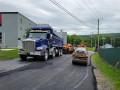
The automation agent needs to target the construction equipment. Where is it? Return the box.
[72,47,88,65]
[77,42,88,50]
[63,44,74,54]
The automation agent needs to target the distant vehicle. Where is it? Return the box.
[63,44,74,54]
[77,42,88,50]
[72,47,88,65]
[104,44,113,48]
[18,26,63,61]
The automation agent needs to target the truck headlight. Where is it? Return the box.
[37,47,43,50]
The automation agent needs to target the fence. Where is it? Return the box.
[99,47,120,69]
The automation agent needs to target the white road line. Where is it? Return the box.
[32,58,71,90]
[73,67,89,89]
[73,52,94,89]
[47,71,75,87]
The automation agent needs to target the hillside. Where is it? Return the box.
[78,33,120,38]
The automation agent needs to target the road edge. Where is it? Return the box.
[90,52,98,90]
[91,53,113,90]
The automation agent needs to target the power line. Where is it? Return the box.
[81,0,98,19]
[88,0,103,19]
[50,0,90,28]
[73,0,98,27]
[50,0,96,29]
[73,0,96,19]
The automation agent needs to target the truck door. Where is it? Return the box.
[47,34,50,47]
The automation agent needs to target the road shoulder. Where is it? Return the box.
[91,58,113,90]
[0,58,30,74]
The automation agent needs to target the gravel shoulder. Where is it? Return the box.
[91,58,113,90]
[0,58,31,73]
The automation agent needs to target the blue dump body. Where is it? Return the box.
[18,26,63,60]
[31,26,63,49]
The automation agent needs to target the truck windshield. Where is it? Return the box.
[29,32,46,39]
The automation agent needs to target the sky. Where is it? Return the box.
[0,0,120,35]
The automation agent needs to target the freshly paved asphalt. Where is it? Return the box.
[0,52,97,90]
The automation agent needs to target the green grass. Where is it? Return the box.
[1,48,16,49]
[92,54,120,90]
[0,49,19,60]
[75,47,78,49]
[87,47,95,51]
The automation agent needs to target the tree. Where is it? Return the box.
[67,35,70,44]
[114,37,120,47]
[74,37,82,45]
[70,35,76,45]
[24,28,31,38]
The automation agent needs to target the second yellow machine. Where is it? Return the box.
[63,44,75,54]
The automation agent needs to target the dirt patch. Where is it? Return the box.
[92,60,113,90]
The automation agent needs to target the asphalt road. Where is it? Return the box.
[0,52,97,90]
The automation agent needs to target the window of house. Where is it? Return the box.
[20,19,22,24]
[0,32,2,44]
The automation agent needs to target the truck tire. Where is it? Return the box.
[51,49,55,58]
[56,49,60,57]
[20,55,27,61]
[58,49,61,56]
[72,60,75,64]
[60,49,63,56]
[43,50,48,61]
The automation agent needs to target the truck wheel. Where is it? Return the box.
[51,49,55,58]
[72,60,75,64]
[60,49,63,56]
[58,49,61,56]
[20,55,27,61]
[43,50,48,61]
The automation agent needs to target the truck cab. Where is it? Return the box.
[18,26,63,61]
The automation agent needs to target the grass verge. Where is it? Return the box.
[0,49,19,60]
[92,53,120,90]
[87,47,95,51]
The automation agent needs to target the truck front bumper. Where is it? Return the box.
[18,50,44,56]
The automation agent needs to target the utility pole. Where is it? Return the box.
[111,37,112,46]
[114,38,115,47]
[102,34,105,46]
[103,34,104,46]
[91,32,93,49]
[103,39,104,46]
[98,19,100,52]
[95,40,96,47]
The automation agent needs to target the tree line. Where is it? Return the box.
[67,34,120,47]
[24,28,120,47]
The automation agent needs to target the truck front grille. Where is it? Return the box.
[22,41,35,52]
